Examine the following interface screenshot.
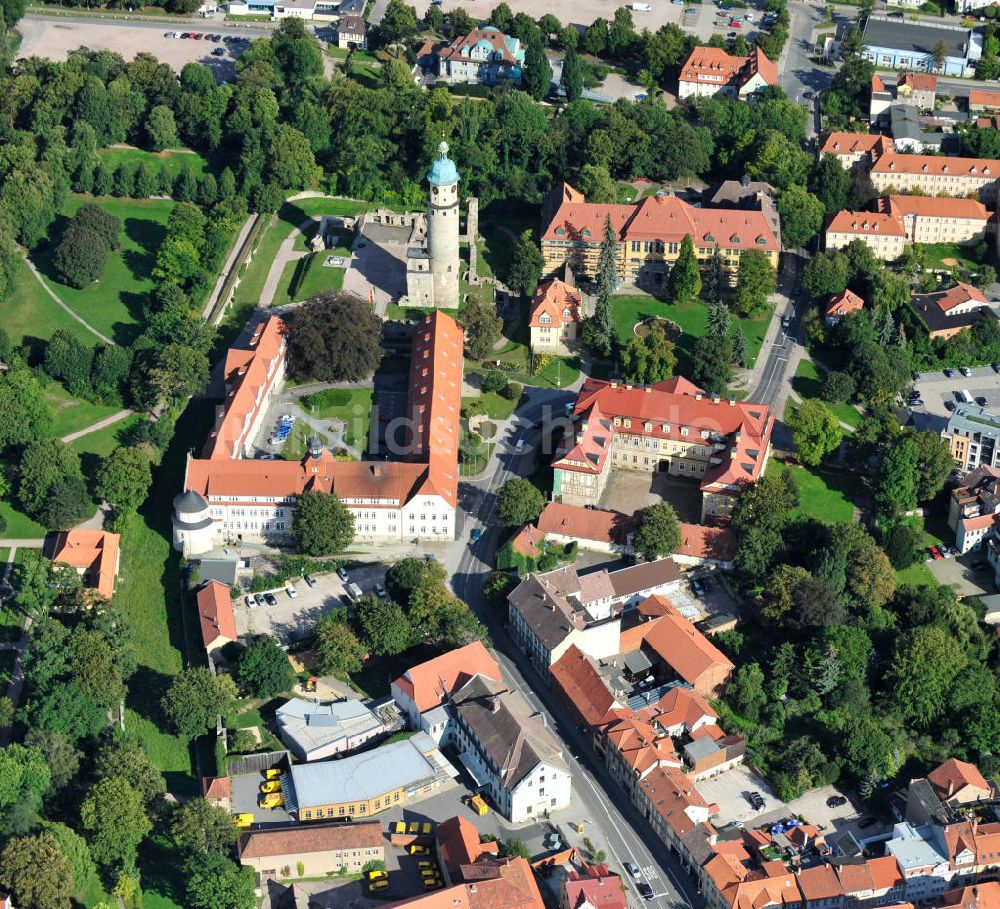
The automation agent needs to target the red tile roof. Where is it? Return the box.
[238,820,383,859]
[639,766,712,839]
[437,816,490,876]
[827,211,905,237]
[201,775,231,800]
[50,529,121,599]
[603,714,680,775]
[640,685,717,732]
[509,523,544,559]
[928,758,991,799]
[871,75,887,93]
[969,89,1000,110]
[677,523,737,562]
[640,597,734,687]
[887,195,989,221]
[826,289,865,320]
[866,856,904,892]
[393,642,503,714]
[529,278,581,329]
[937,883,1000,909]
[438,26,521,65]
[679,46,777,92]
[197,580,237,648]
[798,865,843,902]
[820,132,893,157]
[936,281,988,314]
[550,645,621,731]
[537,503,636,547]
[565,874,628,909]
[872,153,1000,179]
[899,72,937,93]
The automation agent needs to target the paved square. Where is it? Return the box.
[598,470,704,523]
[695,766,786,826]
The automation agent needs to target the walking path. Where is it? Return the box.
[60,408,134,443]
[22,255,113,345]
[258,218,313,310]
[202,214,257,320]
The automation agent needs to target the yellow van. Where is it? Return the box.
[260,792,285,810]
[469,795,489,816]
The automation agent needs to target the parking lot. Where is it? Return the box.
[238,563,388,644]
[231,770,296,829]
[783,785,892,847]
[695,766,785,826]
[907,365,1000,429]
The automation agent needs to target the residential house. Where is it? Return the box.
[826,289,865,325]
[237,821,384,879]
[936,882,1000,909]
[889,104,946,153]
[637,766,716,859]
[820,133,895,170]
[871,76,894,124]
[870,153,1000,204]
[173,312,463,554]
[390,641,503,740]
[599,713,682,804]
[639,685,718,738]
[433,26,525,85]
[201,775,231,811]
[677,46,778,99]
[529,277,582,355]
[195,579,237,656]
[799,865,846,909]
[550,644,624,733]
[683,725,746,780]
[927,758,994,806]
[969,89,1000,113]
[636,596,735,696]
[506,522,545,564]
[335,14,366,49]
[436,815,499,884]
[388,856,546,909]
[449,675,572,823]
[551,376,774,520]
[48,529,121,600]
[861,17,982,78]
[946,462,1000,553]
[825,211,907,261]
[885,196,989,246]
[537,503,637,556]
[275,698,386,761]
[897,72,937,109]
[886,822,956,902]
[836,856,905,907]
[563,869,629,909]
[909,282,998,341]
[541,184,780,291]
[284,733,455,822]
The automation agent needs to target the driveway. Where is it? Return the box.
[783,785,891,846]
[926,551,996,596]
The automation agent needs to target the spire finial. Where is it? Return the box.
[439,140,449,157]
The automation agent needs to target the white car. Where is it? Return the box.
[245,595,256,609]
[285,584,298,598]
[515,438,525,451]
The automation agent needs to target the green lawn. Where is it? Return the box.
[32,195,175,344]
[44,379,123,440]
[791,359,862,429]
[4,256,105,348]
[272,254,346,305]
[97,146,209,181]
[234,197,374,311]
[473,355,581,391]
[71,413,144,459]
[920,242,982,273]
[462,392,519,421]
[299,387,373,451]
[766,459,860,524]
[611,294,771,373]
[895,514,949,586]
[474,241,494,278]
[0,502,46,539]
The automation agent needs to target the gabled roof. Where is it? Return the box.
[928,758,991,799]
[565,874,628,909]
[602,713,679,775]
[437,816,495,878]
[677,523,737,562]
[509,523,545,559]
[935,281,989,314]
[797,865,844,902]
[393,642,503,714]
[640,685,717,732]
[550,645,622,731]
[866,855,904,891]
[825,289,865,320]
[820,132,894,157]
[678,46,777,91]
[197,580,237,647]
[537,503,637,547]
[529,278,582,329]
[639,767,713,839]
[826,210,905,237]
[641,597,734,685]
[50,529,121,599]
[898,72,936,93]
[437,26,523,66]
[937,882,1000,909]
[238,820,382,859]
[887,195,989,221]
[872,152,1000,178]
[201,775,232,800]
[969,89,1000,109]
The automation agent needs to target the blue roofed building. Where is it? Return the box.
[432,26,526,85]
[862,16,982,77]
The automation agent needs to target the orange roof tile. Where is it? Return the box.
[866,856,904,892]
[603,714,679,775]
[529,278,582,329]
[936,281,988,314]
[197,580,237,648]
[641,685,717,731]
[937,883,1000,909]
[887,195,988,220]
[638,766,711,839]
[201,775,231,800]
[796,858,841,898]
[928,758,991,799]
[898,72,936,93]
[537,503,636,547]
[827,211,905,237]
[872,153,1000,179]
[640,597,734,686]
[393,642,503,714]
[872,75,887,93]
[509,523,545,558]
[679,46,777,91]
[820,132,893,157]
[565,875,628,909]
[677,523,737,562]
[50,529,121,599]
[825,289,865,319]
[550,645,621,731]
[619,616,661,654]
[437,816,489,876]
[969,89,1000,109]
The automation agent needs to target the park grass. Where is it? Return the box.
[482,355,582,391]
[272,255,346,305]
[299,387,373,451]
[474,241,494,278]
[32,194,175,344]
[611,293,771,373]
[895,514,949,587]
[920,242,981,273]
[4,256,105,348]
[0,502,46,539]
[97,145,208,181]
[44,379,122,440]
[70,413,145,460]
[791,359,862,429]
[766,459,859,524]
[233,197,373,310]
[462,392,519,421]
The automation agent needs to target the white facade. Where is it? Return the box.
[507,759,573,824]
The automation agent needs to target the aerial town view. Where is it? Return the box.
[3,0,1000,905]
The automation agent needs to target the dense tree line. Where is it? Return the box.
[720,468,998,802]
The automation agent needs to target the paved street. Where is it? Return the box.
[780,0,838,122]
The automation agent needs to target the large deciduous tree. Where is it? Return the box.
[460,297,503,360]
[161,668,234,739]
[497,477,545,526]
[358,596,413,656]
[80,777,151,872]
[95,446,153,524]
[185,851,256,909]
[313,613,366,675]
[238,635,294,698]
[634,501,682,561]
[507,229,543,298]
[788,399,843,466]
[0,832,74,909]
[290,490,355,556]
[171,798,238,855]
[287,292,382,383]
[733,249,776,318]
[777,185,825,250]
[621,321,676,385]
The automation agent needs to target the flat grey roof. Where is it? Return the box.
[864,16,975,59]
[276,698,385,757]
[286,737,448,809]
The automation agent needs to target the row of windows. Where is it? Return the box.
[216,507,286,518]
[225,521,286,531]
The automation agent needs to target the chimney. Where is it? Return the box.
[575,432,584,444]
[695,393,702,401]
[645,386,652,393]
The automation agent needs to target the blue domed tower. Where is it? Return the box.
[426,141,460,309]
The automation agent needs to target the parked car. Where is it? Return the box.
[945,401,956,411]
[730,19,742,26]
[285,584,297,598]
[244,595,255,609]
[960,366,973,377]
[234,813,254,828]
[744,12,754,20]
[909,399,924,407]
[265,769,283,780]
[929,547,943,560]
[260,781,281,794]
[944,368,955,378]
[263,592,278,607]
[515,438,525,451]
[212,47,226,56]
[624,862,641,881]
[410,845,430,856]
[375,583,387,599]
[993,363,1000,374]
[303,574,317,588]
[781,315,791,330]
[337,567,349,582]
[826,795,848,808]
[638,883,654,901]
[346,582,363,601]
[691,577,709,597]
[254,593,266,608]
[977,396,988,406]
[471,527,482,542]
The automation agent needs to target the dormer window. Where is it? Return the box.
[662,423,671,433]
[582,228,591,237]
[539,314,552,324]
[644,422,652,432]
[730,234,740,243]
[705,233,715,243]
[555,227,565,236]
[562,308,572,318]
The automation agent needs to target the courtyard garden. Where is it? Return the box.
[766,459,860,524]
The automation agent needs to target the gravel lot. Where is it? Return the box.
[17,17,248,76]
[695,765,785,826]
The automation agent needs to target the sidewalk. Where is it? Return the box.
[61,409,133,444]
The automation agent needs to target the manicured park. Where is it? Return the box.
[766,459,860,524]
[791,359,862,429]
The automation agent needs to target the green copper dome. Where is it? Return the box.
[427,141,459,186]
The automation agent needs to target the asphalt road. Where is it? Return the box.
[780,0,836,120]
[446,389,704,909]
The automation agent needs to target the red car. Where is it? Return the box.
[929,546,943,560]
[730,19,742,26]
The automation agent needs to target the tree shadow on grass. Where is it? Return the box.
[126,664,177,728]
[123,217,167,275]
[138,831,188,907]
[792,372,823,399]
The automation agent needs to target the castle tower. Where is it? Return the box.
[427,141,460,309]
